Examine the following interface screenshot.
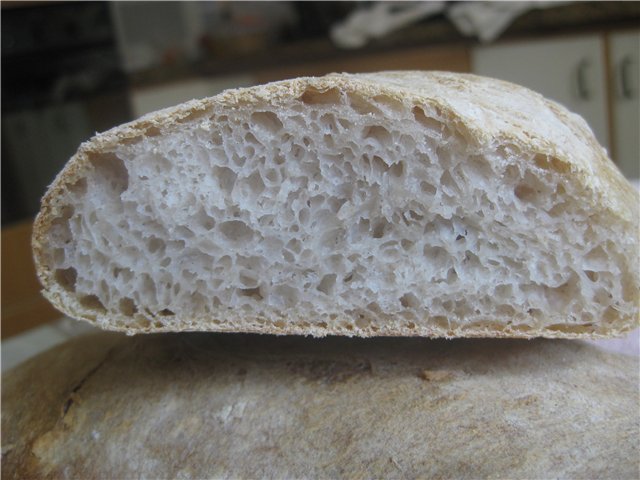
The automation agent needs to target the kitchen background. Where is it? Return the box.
[2,1,639,358]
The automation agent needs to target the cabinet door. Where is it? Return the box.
[610,31,639,180]
[472,36,609,151]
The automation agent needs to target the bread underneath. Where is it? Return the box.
[2,332,638,479]
[32,71,639,337]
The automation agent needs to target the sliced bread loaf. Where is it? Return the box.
[32,72,639,337]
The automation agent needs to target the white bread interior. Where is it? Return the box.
[33,71,639,338]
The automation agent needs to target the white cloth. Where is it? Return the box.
[331,1,571,48]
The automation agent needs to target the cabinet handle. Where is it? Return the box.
[575,58,591,101]
[618,55,637,100]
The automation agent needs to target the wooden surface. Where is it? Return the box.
[1,219,60,339]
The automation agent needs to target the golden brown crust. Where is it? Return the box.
[32,71,640,338]
[2,333,639,479]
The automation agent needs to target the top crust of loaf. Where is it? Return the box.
[32,71,639,338]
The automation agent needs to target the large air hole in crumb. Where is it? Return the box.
[496,304,516,316]
[423,246,449,270]
[355,315,370,329]
[119,297,137,316]
[244,172,265,196]
[400,239,414,251]
[466,155,492,183]
[421,181,436,195]
[348,93,381,116]
[327,197,347,214]
[55,267,77,292]
[363,125,392,144]
[357,218,370,235]
[53,248,66,265]
[140,274,157,299]
[514,184,537,202]
[250,111,283,134]
[584,270,599,282]
[534,154,571,174]
[372,94,405,114]
[49,215,73,245]
[440,170,458,193]
[195,209,216,230]
[367,302,381,314]
[239,271,259,288]
[87,152,129,194]
[495,284,512,298]
[446,268,458,284]
[264,169,280,184]
[317,274,337,295]
[400,292,419,309]
[545,275,580,308]
[432,316,449,330]
[146,237,165,254]
[300,87,342,105]
[58,205,75,220]
[621,272,636,302]
[175,226,194,239]
[273,285,298,307]
[68,177,87,195]
[286,238,302,254]
[412,106,443,136]
[130,316,152,329]
[220,221,254,243]
[389,161,404,178]
[593,288,612,306]
[370,155,389,177]
[319,228,344,250]
[213,166,237,195]
[372,218,390,239]
[79,294,106,313]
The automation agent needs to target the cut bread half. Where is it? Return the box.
[33,71,639,338]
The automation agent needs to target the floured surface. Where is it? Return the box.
[2,333,639,479]
[33,72,640,337]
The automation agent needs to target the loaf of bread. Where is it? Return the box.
[32,71,639,337]
[2,332,638,479]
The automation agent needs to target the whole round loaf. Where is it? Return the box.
[2,332,638,479]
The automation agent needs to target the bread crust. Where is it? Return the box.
[2,332,639,479]
[32,71,640,338]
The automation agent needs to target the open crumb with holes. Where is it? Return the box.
[32,71,639,338]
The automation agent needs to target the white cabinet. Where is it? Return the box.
[472,35,610,151]
[610,31,639,180]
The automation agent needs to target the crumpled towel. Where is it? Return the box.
[331,1,570,48]
[448,1,569,43]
